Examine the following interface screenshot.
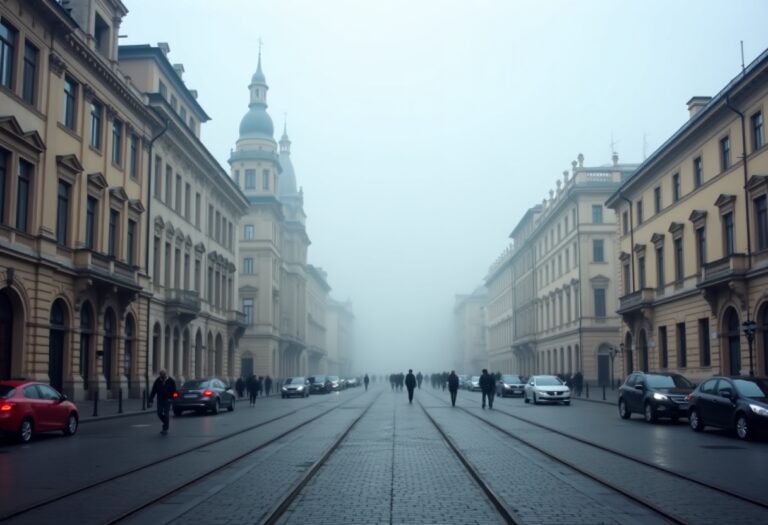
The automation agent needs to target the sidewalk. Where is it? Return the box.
[572,381,619,405]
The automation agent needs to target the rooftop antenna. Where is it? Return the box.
[741,40,746,73]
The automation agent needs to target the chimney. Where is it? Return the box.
[687,96,712,118]
[173,63,185,80]
[157,42,170,56]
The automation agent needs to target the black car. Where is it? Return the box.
[496,374,526,397]
[688,376,768,440]
[618,372,694,423]
[172,377,236,416]
[308,375,332,394]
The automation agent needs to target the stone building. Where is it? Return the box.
[453,286,488,373]
[118,44,249,388]
[607,48,768,380]
[326,298,354,377]
[306,264,330,374]
[485,245,514,374]
[0,0,155,400]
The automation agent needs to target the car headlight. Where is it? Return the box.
[281,387,288,392]
[653,393,668,401]
[749,403,768,417]
[297,386,304,391]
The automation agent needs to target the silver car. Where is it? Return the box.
[468,376,481,392]
[524,375,571,405]
[282,377,310,398]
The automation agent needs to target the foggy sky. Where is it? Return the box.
[121,0,768,374]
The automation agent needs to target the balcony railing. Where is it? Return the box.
[73,248,140,290]
[699,254,748,285]
[166,289,201,313]
[618,288,656,313]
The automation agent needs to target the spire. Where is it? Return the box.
[280,115,291,154]
[250,38,266,87]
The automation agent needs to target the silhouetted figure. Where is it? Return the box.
[148,369,177,435]
[364,374,370,391]
[448,370,459,407]
[235,377,245,398]
[247,375,257,405]
[265,376,272,397]
[416,371,423,389]
[479,368,495,409]
[573,371,584,397]
[405,369,417,404]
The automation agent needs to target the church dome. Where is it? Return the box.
[239,107,274,139]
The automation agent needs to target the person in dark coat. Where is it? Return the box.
[235,377,245,398]
[447,370,460,407]
[416,371,423,389]
[364,373,370,391]
[247,375,257,405]
[405,369,417,404]
[148,369,177,435]
[264,376,272,397]
[479,368,495,409]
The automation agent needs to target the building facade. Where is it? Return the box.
[453,287,488,373]
[118,44,249,388]
[326,298,354,377]
[306,265,330,374]
[0,0,157,400]
[607,50,768,381]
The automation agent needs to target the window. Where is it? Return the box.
[564,216,569,233]
[638,255,646,288]
[63,76,77,130]
[623,261,630,294]
[656,246,665,289]
[636,199,644,224]
[159,80,167,98]
[654,186,661,213]
[56,180,70,245]
[86,196,97,249]
[16,159,31,232]
[244,224,254,240]
[111,118,122,166]
[677,322,687,368]
[699,318,711,367]
[674,237,684,282]
[594,288,606,317]
[90,101,103,149]
[723,212,735,256]
[208,205,213,235]
[696,227,706,269]
[108,209,119,257]
[243,257,253,274]
[195,193,201,227]
[22,42,37,104]
[170,95,177,111]
[622,211,629,235]
[592,239,604,262]
[0,150,6,225]
[215,210,221,241]
[243,298,254,324]
[185,183,191,221]
[166,242,173,288]
[127,219,136,265]
[194,259,201,291]
[207,266,213,301]
[752,112,764,151]
[153,236,160,281]
[658,326,668,369]
[262,169,270,190]
[93,14,110,56]
[565,248,570,271]
[245,169,256,189]
[693,157,703,189]
[0,20,15,89]
[720,136,731,171]
[175,174,182,213]
[180,106,187,121]
[673,172,682,201]
[129,135,138,179]
[165,165,172,205]
[756,195,768,251]
[188,117,195,130]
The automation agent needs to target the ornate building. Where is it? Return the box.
[453,287,488,373]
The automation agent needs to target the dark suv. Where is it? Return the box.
[618,372,695,423]
[308,375,332,394]
[688,376,768,440]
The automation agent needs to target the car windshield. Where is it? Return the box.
[328,376,339,381]
[286,377,305,384]
[645,374,694,389]
[182,380,211,389]
[536,377,563,386]
[0,386,15,398]
[502,375,522,383]
[734,378,768,398]
[471,376,479,382]
[311,376,326,383]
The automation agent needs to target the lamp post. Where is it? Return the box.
[608,344,624,390]
[742,320,757,377]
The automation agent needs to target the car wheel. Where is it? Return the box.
[228,398,235,412]
[689,408,705,432]
[211,398,220,414]
[618,399,631,419]
[533,393,539,405]
[644,402,657,423]
[282,394,286,398]
[173,407,183,417]
[735,413,752,440]
[524,394,529,404]
[19,418,33,444]
[63,413,78,436]
[564,401,571,406]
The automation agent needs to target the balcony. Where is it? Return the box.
[698,254,748,288]
[73,248,141,293]
[166,289,201,322]
[227,310,248,338]
[617,288,656,315]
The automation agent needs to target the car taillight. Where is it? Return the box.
[172,392,179,399]
[202,390,214,397]
[0,402,14,411]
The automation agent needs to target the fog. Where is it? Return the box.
[122,0,768,374]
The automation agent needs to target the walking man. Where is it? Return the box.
[480,368,495,409]
[247,374,257,406]
[364,373,370,392]
[448,370,459,407]
[416,371,423,389]
[148,369,177,435]
[264,375,272,397]
[405,369,417,404]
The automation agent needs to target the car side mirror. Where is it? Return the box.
[720,389,734,399]
[634,384,645,391]
[59,394,68,402]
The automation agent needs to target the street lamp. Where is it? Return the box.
[742,320,757,377]
[608,344,624,390]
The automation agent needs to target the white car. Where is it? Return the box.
[281,377,310,398]
[468,376,481,392]
[524,375,571,405]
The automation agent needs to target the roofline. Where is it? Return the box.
[509,204,543,238]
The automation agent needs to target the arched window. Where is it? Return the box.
[49,300,67,392]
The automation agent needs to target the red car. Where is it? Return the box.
[0,381,79,443]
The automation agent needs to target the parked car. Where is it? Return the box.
[309,375,332,394]
[687,376,768,440]
[524,375,571,405]
[172,377,235,416]
[618,371,694,423]
[467,376,481,392]
[496,374,526,397]
[345,377,359,388]
[281,377,310,398]
[0,380,79,443]
[458,375,470,389]
[328,375,344,391]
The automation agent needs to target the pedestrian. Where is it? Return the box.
[256,376,263,398]
[364,373,370,391]
[265,375,272,397]
[148,369,177,435]
[448,370,459,407]
[405,369,416,404]
[416,371,423,389]
[479,368,495,409]
[247,374,257,405]
[573,371,584,397]
[235,377,245,398]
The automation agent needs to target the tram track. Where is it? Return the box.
[424,389,768,524]
[0,392,365,524]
